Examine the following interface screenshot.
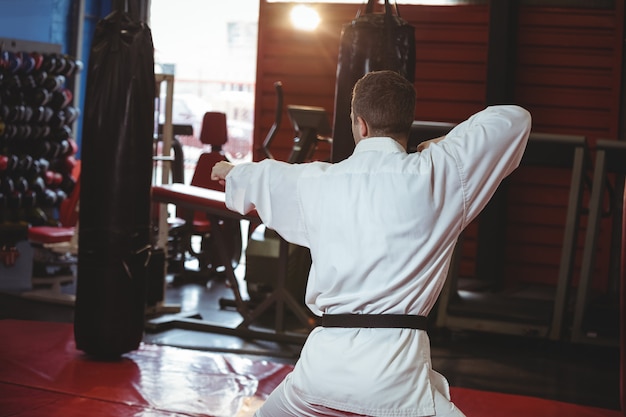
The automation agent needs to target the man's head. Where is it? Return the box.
[351,70,416,147]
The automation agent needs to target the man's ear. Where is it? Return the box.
[357,116,368,138]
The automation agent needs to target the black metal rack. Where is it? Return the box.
[571,139,626,346]
[435,133,589,341]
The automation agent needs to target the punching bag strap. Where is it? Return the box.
[361,0,398,17]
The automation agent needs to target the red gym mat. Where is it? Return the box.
[0,319,621,417]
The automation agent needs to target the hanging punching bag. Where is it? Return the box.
[331,0,415,163]
[74,7,155,358]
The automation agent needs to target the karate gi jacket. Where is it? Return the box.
[224,105,531,416]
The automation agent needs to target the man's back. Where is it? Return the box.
[296,105,531,318]
[298,136,463,318]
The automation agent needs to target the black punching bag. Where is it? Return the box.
[331,0,415,163]
[74,7,155,358]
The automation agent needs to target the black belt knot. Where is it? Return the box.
[321,314,428,329]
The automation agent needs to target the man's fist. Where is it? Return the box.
[211,161,234,186]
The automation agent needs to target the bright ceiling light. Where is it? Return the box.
[290,5,320,31]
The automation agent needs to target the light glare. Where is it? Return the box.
[290,5,320,31]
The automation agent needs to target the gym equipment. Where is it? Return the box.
[150,83,323,345]
[285,105,332,164]
[28,166,80,280]
[167,111,243,282]
[436,133,590,341]
[571,139,625,346]
[407,121,456,153]
[222,84,331,314]
[331,0,415,163]
[261,81,283,160]
[74,7,155,358]
[151,184,313,345]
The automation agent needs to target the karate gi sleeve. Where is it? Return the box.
[224,159,309,246]
[436,105,531,225]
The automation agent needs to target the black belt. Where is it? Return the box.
[321,314,428,329]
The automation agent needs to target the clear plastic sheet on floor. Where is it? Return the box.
[0,319,291,417]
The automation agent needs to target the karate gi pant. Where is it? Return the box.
[254,374,466,417]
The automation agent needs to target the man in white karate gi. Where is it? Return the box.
[212,70,531,417]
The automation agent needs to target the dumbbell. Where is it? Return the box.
[20,73,37,90]
[51,125,72,141]
[49,88,72,110]
[27,87,51,107]
[53,54,67,75]
[1,124,15,140]
[1,51,22,74]
[60,174,76,195]
[38,158,49,173]
[16,125,32,140]
[32,69,48,86]
[1,105,26,122]
[59,139,80,157]
[30,125,49,140]
[2,155,19,173]
[17,156,33,176]
[14,176,29,193]
[29,52,44,72]
[17,52,36,74]
[24,158,41,180]
[1,124,18,140]
[40,54,58,74]
[49,109,66,129]
[4,73,22,91]
[40,188,58,207]
[44,170,63,187]
[22,105,33,123]
[31,106,46,123]
[30,176,46,194]
[41,106,54,123]
[43,74,65,92]
[63,106,79,125]
[0,155,8,172]
[1,176,14,194]
[63,155,77,174]
[59,55,83,77]
[66,138,78,156]
[55,189,67,203]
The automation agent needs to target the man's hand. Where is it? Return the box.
[416,135,446,152]
[211,161,234,186]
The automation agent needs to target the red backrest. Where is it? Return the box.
[199,112,228,147]
[178,113,229,227]
[191,152,225,192]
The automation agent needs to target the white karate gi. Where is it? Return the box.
[225,105,531,416]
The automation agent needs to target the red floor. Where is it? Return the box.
[0,319,622,417]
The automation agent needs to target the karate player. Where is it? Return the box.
[212,70,531,417]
